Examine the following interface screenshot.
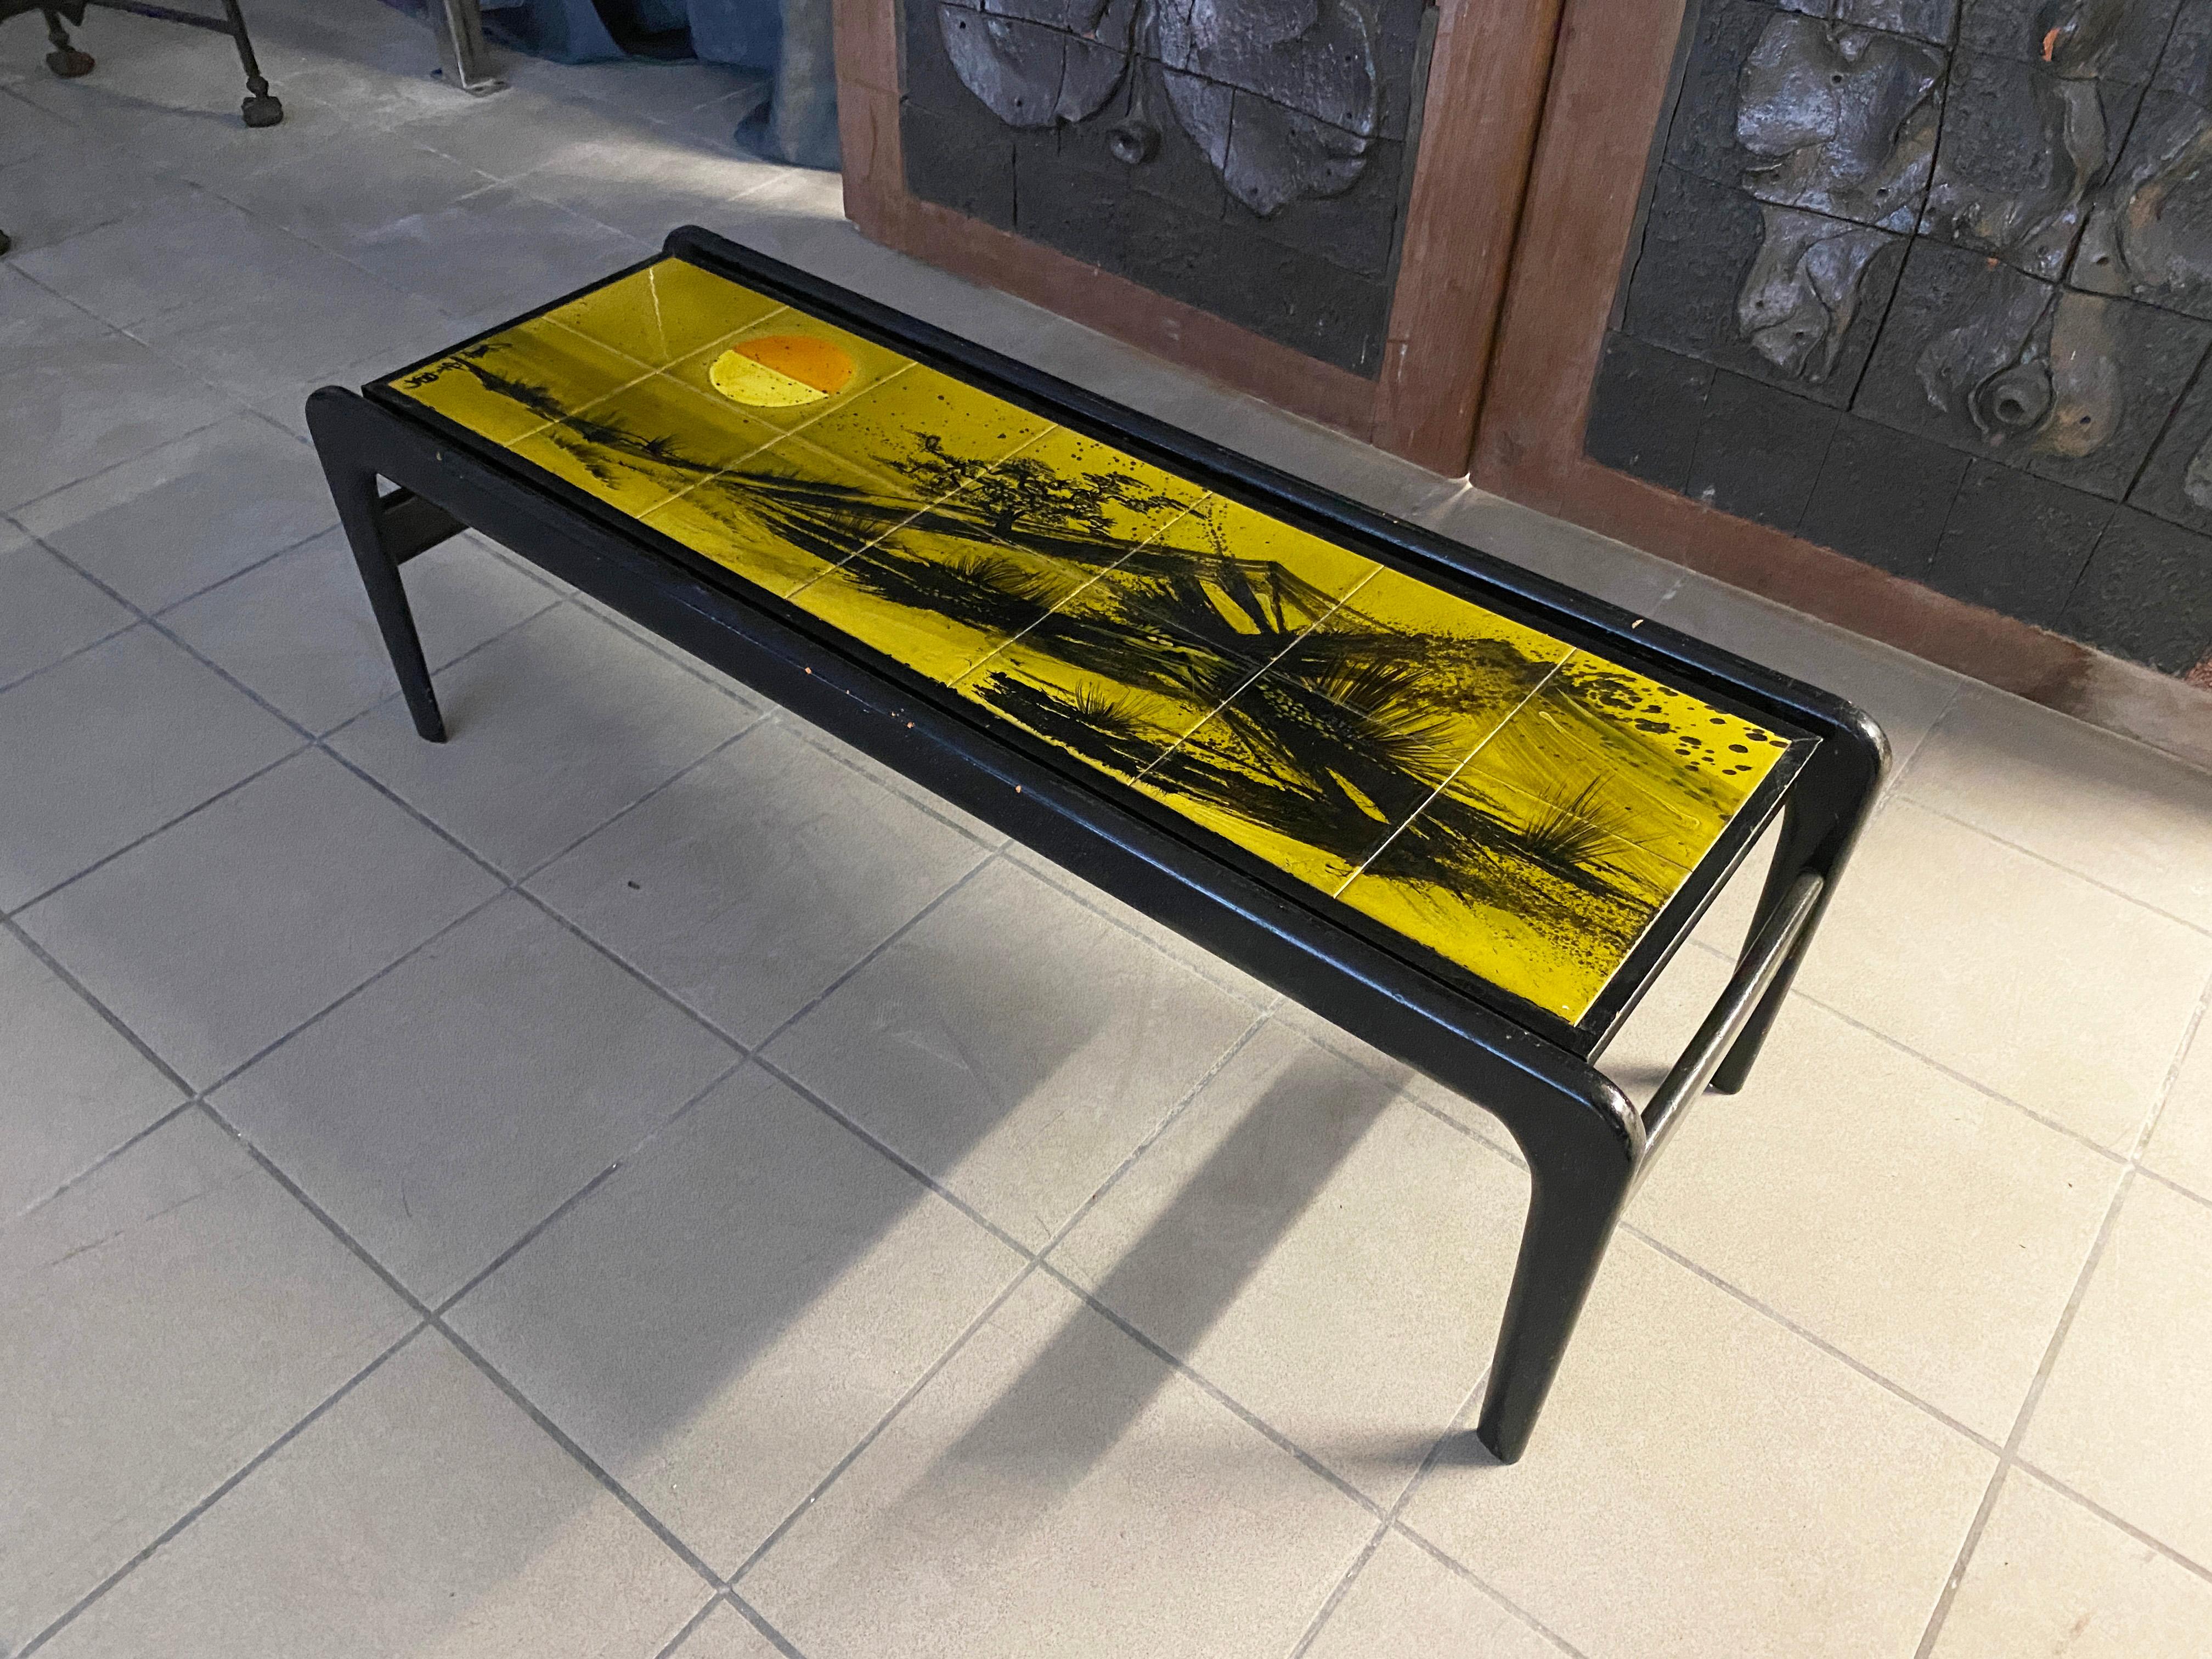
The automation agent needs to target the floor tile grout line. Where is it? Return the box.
[1621,1223,2008,1457]
[6,1097,199,1227]
[432,1053,751,1317]
[726,1260,1047,1584]
[1029,1255,1387,1521]
[1,735,310,923]
[1895,790,2212,943]
[13,1322,432,1659]
[2133,1160,2212,1215]
[435,1321,726,1590]
[1681,932,2148,1168]
[0,912,193,1097]
[723,1588,811,1659]
[1288,1376,1588,1659]
[764,711,1007,854]
[647,1592,727,1659]
[2004,1459,2212,1588]
[1909,968,2211,1658]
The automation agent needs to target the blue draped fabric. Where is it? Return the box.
[413,0,839,168]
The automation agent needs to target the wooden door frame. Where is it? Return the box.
[832,0,1566,475]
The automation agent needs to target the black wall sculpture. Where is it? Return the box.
[898,0,1434,377]
[1589,0,2212,680]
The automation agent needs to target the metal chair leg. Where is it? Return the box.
[1474,1107,1639,1463]
[312,430,448,743]
[215,0,281,125]
[42,6,94,76]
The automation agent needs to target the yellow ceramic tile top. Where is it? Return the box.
[386,257,1798,1022]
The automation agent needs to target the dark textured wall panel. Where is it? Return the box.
[1585,0,2212,680]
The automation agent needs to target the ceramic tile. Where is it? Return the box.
[0,626,299,912]
[667,1602,786,1659]
[662,303,912,428]
[1629,981,2120,1440]
[763,859,1257,1248]
[515,137,789,244]
[526,721,989,1044]
[34,1331,707,1659]
[740,1271,1376,1659]
[506,369,784,520]
[209,894,738,1304]
[397,85,657,182]
[447,1065,1023,1573]
[1400,1235,1994,1659]
[2021,1177,2212,1566]
[539,257,784,369]
[383,315,646,448]
[1793,799,2212,1148]
[0,533,133,688]
[0,143,167,258]
[326,605,759,877]
[2143,1013,2212,1202]
[0,333,239,511]
[1305,1533,1562,1659]
[9,193,329,331]
[161,525,561,733]
[16,750,501,1090]
[15,413,336,611]
[1415,484,1687,619]
[0,265,112,380]
[1928,1469,2212,1658]
[0,928,182,1220]
[206,133,499,257]
[796,363,1056,488]
[1052,1023,1530,1504]
[1901,683,2212,930]
[0,1110,414,1649]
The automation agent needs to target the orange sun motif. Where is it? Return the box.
[709,334,856,407]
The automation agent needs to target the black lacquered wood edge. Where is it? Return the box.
[359,230,1886,1051]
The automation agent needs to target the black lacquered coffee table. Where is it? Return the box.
[307,228,1883,1462]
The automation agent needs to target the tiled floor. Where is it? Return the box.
[4,4,2211,1655]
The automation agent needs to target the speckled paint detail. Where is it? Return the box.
[389,258,1794,1020]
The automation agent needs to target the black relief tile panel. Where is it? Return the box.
[1856,238,2211,498]
[1957,0,2182,80]
[1919,50,2147,279]
[2060,505,2212,670]
[1798,416,1972,575]
[1588,0,2212,680]
[1626,166,1907,407]
[1926,458,2113,623]
[1584,333,1716,490]
[2129,357,2212,532]
[899,0,1425,374]
[1684,368,1842,527]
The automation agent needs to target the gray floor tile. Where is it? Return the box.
[344,182,648,323]
[527,722,990,1045]
[1416,485,1688,620]
[667,1602,785,1659]
[764,859,1259,1249]
[36,1330,708,1659]
[769,712,1009,849]
[163,526,560,733]
[2021,1177,2212,1567]
[514,137,785,244]
[15,412,335,611]
[2145,1014,2212,1204]
[1,1109,415,1650]
[1398,1236,1994,1659]
[18,749,502,1090]
[741,1271,1376,1659]
[10,191,329,331]
[0,531,133,689]
[0,927,182,1219]
[0,625,300,911]
[448,1064,1023,1573]
[207,128,497,256]
[0,332,238,511]
[0,83,76,166]
[1052,1022,1530,1505]
[210,893,738,1302]
[328,605,760,876]
[131,247,459,404]
[1305,1533,1560,1659]
[0,142,167,258]
[0,266,111,380]
[393,84,653,183]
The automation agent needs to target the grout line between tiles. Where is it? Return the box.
[2003,1460,2212,1588]
[647,1593,726,1659]
[724,1590,811,1659]
[13,1323,431,1658]
[1909,966,2212,1657]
